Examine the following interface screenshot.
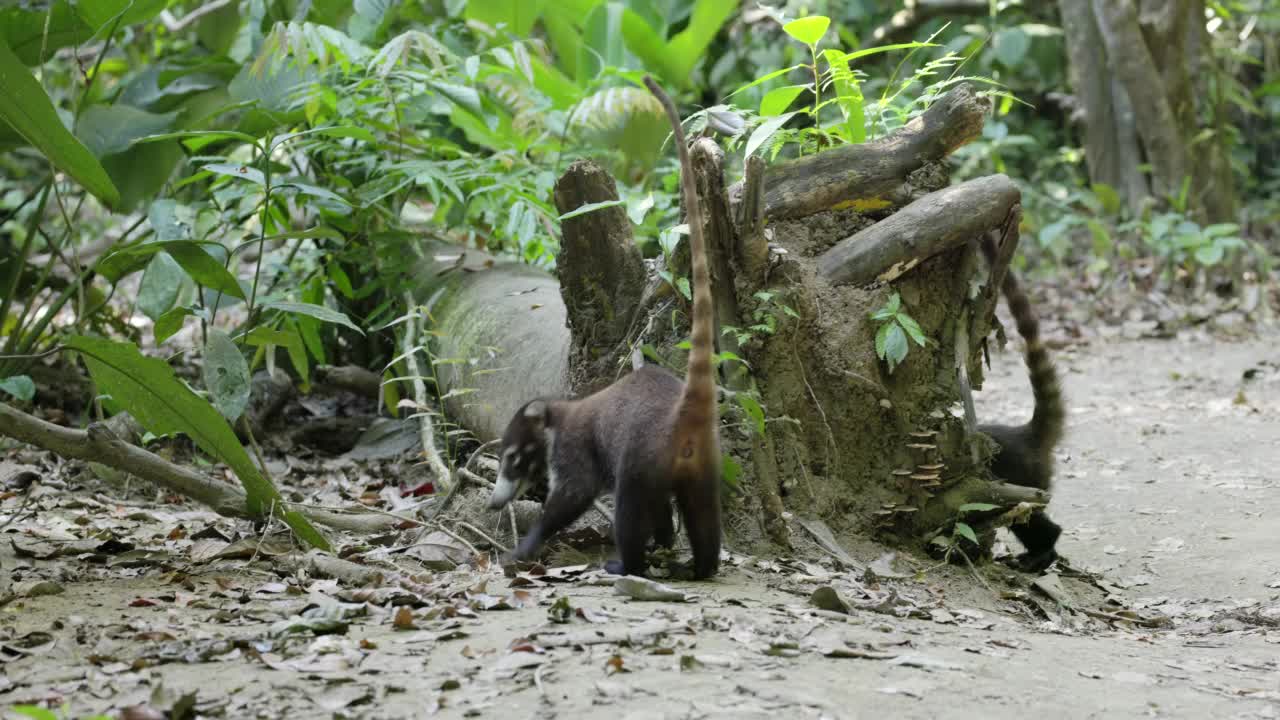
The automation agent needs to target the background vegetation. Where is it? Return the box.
[1,0,1277,540]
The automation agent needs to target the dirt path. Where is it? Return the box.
[3,333,1278,719]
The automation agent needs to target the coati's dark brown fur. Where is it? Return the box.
[977,232,1066,573]
[486,76,721,579]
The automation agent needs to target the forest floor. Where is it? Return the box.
[2,328,1279,720]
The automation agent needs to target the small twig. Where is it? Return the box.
[508,504,520,547]
[288,501,423,527]
[455,519,511,554]
[0,345,64,361]
[430,521,482,556]
[248,499,280,565]
[0,488,36,532]
[959,546,993,593]
[533,664,551,702]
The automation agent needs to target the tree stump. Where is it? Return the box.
[423,84,1030,559]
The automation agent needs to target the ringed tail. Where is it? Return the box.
[643,76,718,457]
[980,234,1064,452]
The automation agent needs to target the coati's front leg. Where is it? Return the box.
[512,479,598,562]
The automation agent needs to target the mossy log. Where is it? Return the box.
[423,84,1032,559]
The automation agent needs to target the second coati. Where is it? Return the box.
[977,232,1066,573]
[485,76,721,579]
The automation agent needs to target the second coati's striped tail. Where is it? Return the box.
[981,234,1064,454]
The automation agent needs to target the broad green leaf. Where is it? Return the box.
[558,199,625,221]
[579,2,627,82]
[736,393,766,436]
[760,85,807,117]
[247,325,310,386]
[992,27,1030,68]
[897,314,927,347]
[627,192,654,226]
[1194,244,1224,266]
[77,105,178,157]
[883,323,908,370]
[0,375,36,402]
[1203,223,1240,238]
[100,241,244,299]
[154,307,193,344]
[104,136,184,212]
[1084,218,1113,256]
[64,335,329,550]
[273,125,377,146]
[75,0,168,31]
[662,0,737,87]
[886,292,901,314]
[263,301,363,334]
[135,129,262,146]
[464,0,548,37]
[203,162,266,185]
[149,199,193,241]
[1090,183,1121,216]
[954,522,979,544]
[163,242,245,299]
[0,37,119,207]
[281,181,351,205]
[824,48,865,143]
[721,454,741,491]
[203,329,251,421]
[875,321,891,359]
[958,503,1000,513]
[744,112,796,159]
[1,4,93,66]
[783,16,830,46]
[137,252,186,321]
[64,336,268,508]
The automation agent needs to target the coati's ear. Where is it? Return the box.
[523,400,547,429]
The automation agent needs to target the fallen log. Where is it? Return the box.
[817,174,1022,286]
[757,83,988,220]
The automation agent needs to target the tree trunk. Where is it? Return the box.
[1064,0,1237,221]
[424,84,1026,558]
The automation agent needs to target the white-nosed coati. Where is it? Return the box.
[485,76,721,579]
[977,232,1066,573]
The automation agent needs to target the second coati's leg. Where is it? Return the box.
[1009,510,1062,573]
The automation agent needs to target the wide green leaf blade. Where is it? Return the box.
[160,242,245,300]
[203,329,251,421]
[64,336,273,512]
[63,335,329,550]
[783,16,830,46]
[0,37,120,207]
[263,301,363,334]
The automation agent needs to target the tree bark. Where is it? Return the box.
[1058,0,1149,211]
[554,160,646,393]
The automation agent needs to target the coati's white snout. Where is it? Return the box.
[487,473,521,509]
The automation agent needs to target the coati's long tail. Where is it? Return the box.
[980,234,1064,453]
[644,76,718,461]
